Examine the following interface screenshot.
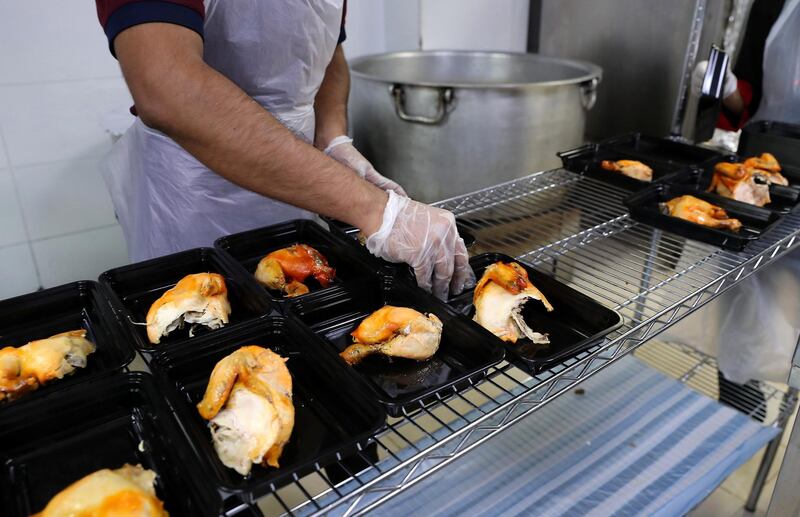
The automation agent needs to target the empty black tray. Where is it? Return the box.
[558,143,696,191]
[625,183,783,251]
[99,247,272,356]
[0,281,133,408]
[289,278,505,416]
[0,372,216,516]
[690,156,800,212]
[215,219,380,304]
[448,253,623,374]
[739,120,800,169]
[148,317,386,501]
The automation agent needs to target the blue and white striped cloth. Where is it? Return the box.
[312,356,779,517]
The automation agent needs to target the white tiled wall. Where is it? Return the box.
[0,0,132,300]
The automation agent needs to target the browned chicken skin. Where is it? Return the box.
[601,160,653,182]
[197,346,294,475]
[146,273,231,344]
[473,262,553,343]
[0,329,95,402]
[33,464,167,517]
[661,195,743,232]
[340,306,443,365]
[255,244,335,297]
[708,162,771,207]
[743,153,789,186]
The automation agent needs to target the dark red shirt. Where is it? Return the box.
[96,0,346,57]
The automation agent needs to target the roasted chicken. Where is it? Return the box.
[340,306,443,365]
[33,464,167,517]
[661,195,743,231]
[601,159,653,182]
[743,152,788,186]
[255,244,335,297]
[473,262,554,344]
[146,273,231,344]
[0,329,95,402]
[708,162,771,207]
[197,346,294,475]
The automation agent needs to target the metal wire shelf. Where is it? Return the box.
[252,169,800,517]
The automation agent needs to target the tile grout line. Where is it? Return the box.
[28,222,120,244]
[0,122,43,289]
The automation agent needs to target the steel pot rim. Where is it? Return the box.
[349,50,603,89]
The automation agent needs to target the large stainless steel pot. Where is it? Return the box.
[349,51,602,202]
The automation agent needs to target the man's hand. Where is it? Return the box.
[366,192,474,300]
[325,136,408,196]
[113,23,386,235]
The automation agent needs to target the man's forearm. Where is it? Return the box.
[314,45,350,149]
[115,24,385,234]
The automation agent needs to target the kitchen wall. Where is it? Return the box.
[0,0,131,299]
[0,0,528,301]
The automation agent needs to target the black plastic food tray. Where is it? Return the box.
[739,120,800,169]
[558,143,696,191]
[289,278,505,416]
[625,184,783,251]
[0,372,216,516]
[603,133,725,168]
[149,317,386,500]
[690,157,800,213]
[0,281,133,408]
[99,247,272,356]
[215,219,380,304]
[448,253,623,374]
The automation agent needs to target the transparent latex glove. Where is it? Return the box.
[691,60,738,99]
[366,191,475,300]
[324,136,408,197]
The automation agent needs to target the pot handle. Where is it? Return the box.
[580,78,599,110]
[391,84,454,125]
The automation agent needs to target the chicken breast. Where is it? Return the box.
[340,306,443,365]
[473,262,554,344]
[33,464,167,517]
[661,195,743,231]
[197,346,294,475]
[0,329,95,402]
[744,153,788,186]
[255,244,335,297]
[146,273,231,344]
[601,160,653,182]
[709,162,771,207]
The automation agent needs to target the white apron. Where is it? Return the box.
[104,0,345,262]
[752,0,800,124]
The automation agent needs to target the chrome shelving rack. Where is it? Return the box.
[252,169,800,517]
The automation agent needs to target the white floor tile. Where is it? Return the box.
[0,244,40,300]
[32,224,129,288]
[0,78,132,166]
[0,168,28,247]
[689,485,746,517]
[0,0,121,84]
[15,157,117,240]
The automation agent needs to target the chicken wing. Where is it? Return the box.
[744,153,788,186]
[197,346,294,475]
[600,160,653,182]
[708,162,771,207]
[340,306,443,365]
[146,273,231,344]
[661,195,743,231]
[472,262,554,344]
[33,464,167,517]
[0,329,95,402]
[255,244,335,297]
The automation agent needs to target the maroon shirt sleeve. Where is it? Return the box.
[96,0,205,56]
